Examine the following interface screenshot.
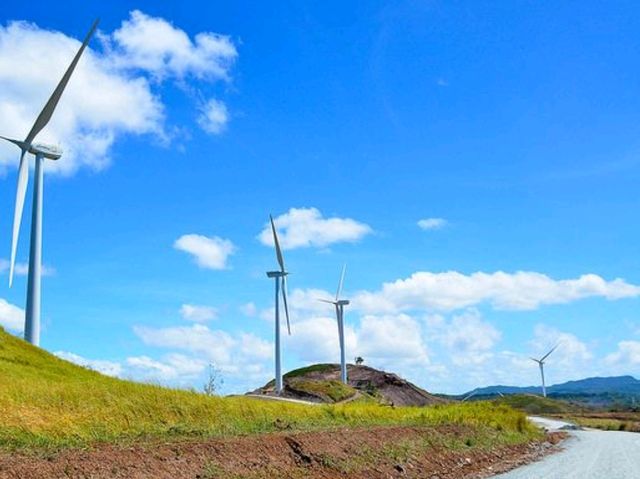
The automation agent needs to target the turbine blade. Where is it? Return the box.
[281,276,291,335]
[9,150,29,287]
[530,357,541,363]
[540,343,559,362]
[336,263,346,301]
[0,136,29,150]
[317,298,336,304]
[24,19,99,145]
[269,214,285,272]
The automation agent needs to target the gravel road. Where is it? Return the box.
[493,416,640,478]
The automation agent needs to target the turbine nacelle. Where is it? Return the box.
[1,137,63,160]
[319,298,350,306]
[30,143,62,160]
[266,271,288,278]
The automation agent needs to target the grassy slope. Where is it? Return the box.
[493,395,583,415]
[0,328,539,450]
[289,379,357,402]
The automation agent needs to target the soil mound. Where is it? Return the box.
[250,363,446,406]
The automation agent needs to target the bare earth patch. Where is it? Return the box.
[0,426,565,479]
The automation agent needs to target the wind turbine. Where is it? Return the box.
[266,215,291,395]
[319,264,350,384]
[1,20,99,346]
[531,344,559,398]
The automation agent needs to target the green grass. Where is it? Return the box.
[0,327,540,450]
[493,394,581,415]
[289,379,357,402]
[283,363,337,379]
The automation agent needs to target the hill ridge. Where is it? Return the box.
[465,375,640,397]
[251,362,446,406]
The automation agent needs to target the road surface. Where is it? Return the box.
[493,416,640,478]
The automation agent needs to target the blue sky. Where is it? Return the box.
[1,1,639,394]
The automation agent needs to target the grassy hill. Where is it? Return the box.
[0,327,540,451]
[253,363,446,406]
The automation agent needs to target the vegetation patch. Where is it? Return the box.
[288,379,356,403]
[493,394,582,415]
[555,412,640,433]
[284,364,337,379]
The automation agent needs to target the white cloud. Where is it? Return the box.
[417,218,448,230]
[0,19,164,175]
[605,341,640,367]
[240,302,257,317]
[135,323,234,364]
[180,303,218,322]
[259,208,372,250]
[0,258,55,276]
[357,314,429,365]
[257,287,335,322]
[238,333,272,361]
[108,10,237,80]
[174,234,236,269]
[125,354,207,381]
[437,309,501,365]
[529,324,592,366]
[0,298,24,331]
[133,323,272,375]
[0,11,237,176]
[354,271,640,313]
[54,350,206,383]
[54,351,123,377]
[197,98,228,135]
[285,316,357,364]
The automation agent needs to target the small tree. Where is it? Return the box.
[203,363,223,396]
[355,356,364,365]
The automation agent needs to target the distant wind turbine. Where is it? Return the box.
[266,215,291,395]
[531,344,559,398]
[461,389,478,402]
[319,264,350,384]
[1,20,99,346]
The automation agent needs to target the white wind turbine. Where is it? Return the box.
[266,215,291,395]
[319,264,350,384]
[1,20,99,346]
[531,344,559,398]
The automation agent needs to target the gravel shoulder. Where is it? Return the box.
[492,417,640,479]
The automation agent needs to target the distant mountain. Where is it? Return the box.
[465,375,640,398]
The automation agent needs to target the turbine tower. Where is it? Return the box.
[531,344,558,398]
[266,215,291,395]
[319,264,350,384]
[1,20,99,346]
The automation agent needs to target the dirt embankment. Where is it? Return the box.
[0,426,564,479]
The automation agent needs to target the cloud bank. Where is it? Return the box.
[0,10,237,175]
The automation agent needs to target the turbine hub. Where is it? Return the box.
[266,271,287,278]
[29,143,62,160]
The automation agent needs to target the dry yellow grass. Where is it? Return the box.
[0,327,539,449]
